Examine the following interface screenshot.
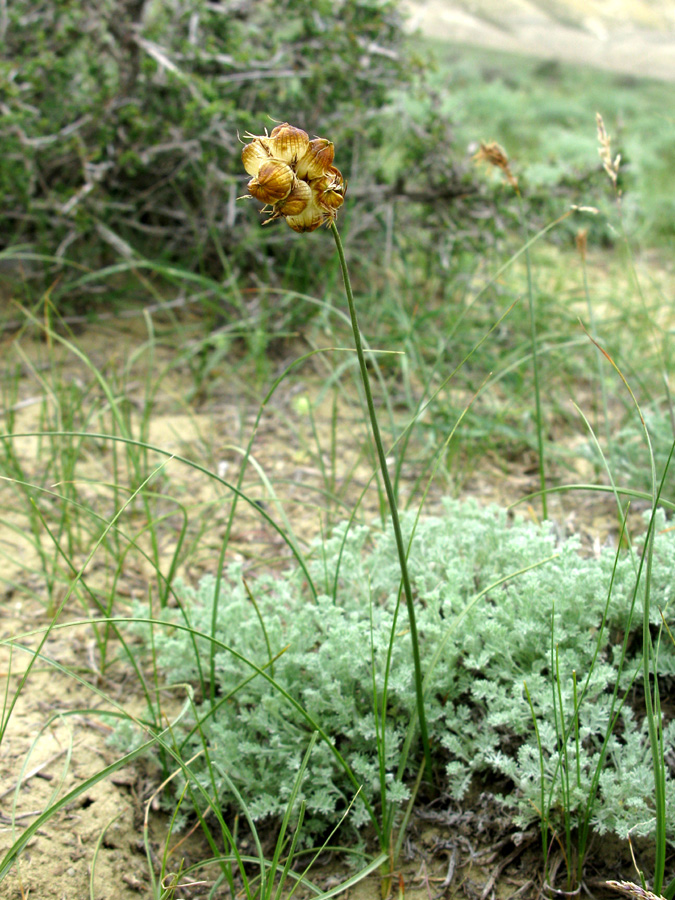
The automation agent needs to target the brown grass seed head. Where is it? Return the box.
[575,227,588,260]
[474,140,519,190]
[596,112,621,188]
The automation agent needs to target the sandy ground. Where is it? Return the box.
[403,0,675,81]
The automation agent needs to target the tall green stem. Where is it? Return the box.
[642,521,666,894]
[518,195,547,520]
[330,221,433,782]
[580,253,612,465]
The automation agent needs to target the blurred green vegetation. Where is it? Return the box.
[418,39,675,245]
[3,0,673,319]
[0,0,445,309]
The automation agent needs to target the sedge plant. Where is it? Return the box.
[606,358,675,900]
[523,509,636,894]
[473,141,548,519]
[595,113,674,898]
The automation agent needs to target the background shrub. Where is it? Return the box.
[1,0,470,303]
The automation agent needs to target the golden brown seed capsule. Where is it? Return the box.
[248,160,294,204]
[327,165,344,184]
[311,165,345,212]
[268,123,310,166]
[318,188,344,213]
[241,139,271,177]
[296,139,335,180]
[276,178,312,216]
[285,195,326,232]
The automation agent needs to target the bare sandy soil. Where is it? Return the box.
[403,0,675,81]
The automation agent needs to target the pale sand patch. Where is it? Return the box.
[402,0,675,81]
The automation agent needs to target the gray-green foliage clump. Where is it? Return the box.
[121,499,675,841]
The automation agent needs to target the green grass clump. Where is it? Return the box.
[118,498,675,849]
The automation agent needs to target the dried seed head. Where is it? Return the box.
[268,123,310,166]
[474,141,518,190]
[241,122,345,232]
[606,882,666,900]
[596,113,621,187]
[248,159,294,204]
[575,228,588,260]
[296,139,335,180]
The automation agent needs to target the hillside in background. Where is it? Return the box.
[403,0,675,80]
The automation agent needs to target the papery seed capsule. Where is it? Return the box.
[285,195,326,232]
[318,188,344,213]
[242,139,272,177]
[277,178,312,216]
[325,165,344,186]
[268,123,310,166]
[296,139,335,180]
[248,160,294,204]
[311,165,345,212]
[313,165,344,192]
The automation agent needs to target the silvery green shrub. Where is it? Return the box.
[116,499,675,842]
